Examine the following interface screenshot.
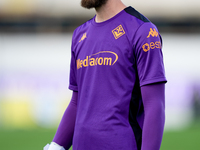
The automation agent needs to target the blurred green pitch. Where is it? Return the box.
[0,122,200,150]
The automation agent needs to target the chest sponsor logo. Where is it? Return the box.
[76,51,118,69]
[147,28,158,38]
[79,32,87,42]
[142,41,161,52]
[112,25,125,39]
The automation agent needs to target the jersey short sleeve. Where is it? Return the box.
[134,22,167,86]
[69,34,78,91]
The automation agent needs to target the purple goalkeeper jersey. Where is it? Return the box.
[69,6,167,150]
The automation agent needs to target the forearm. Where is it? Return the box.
[141,102,165,150]
[141,83,165,150]
[52,91,78,150]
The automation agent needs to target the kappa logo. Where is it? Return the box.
[112,25,125,39]
[76,51,118,69]
[147,28,158,38]
[79,32,87,42]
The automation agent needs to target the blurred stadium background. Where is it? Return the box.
[0,0,200,149]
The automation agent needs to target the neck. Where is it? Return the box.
[95,0,126,23]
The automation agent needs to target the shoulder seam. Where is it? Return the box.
[132,22,149,48]
[124,6,149,23]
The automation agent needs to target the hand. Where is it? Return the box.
[43,143,50,150]
[43,142,65,150]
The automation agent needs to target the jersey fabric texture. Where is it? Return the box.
[69,6,167,150]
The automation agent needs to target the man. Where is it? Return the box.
[44,0,167,149]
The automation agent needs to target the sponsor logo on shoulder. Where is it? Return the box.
[79,32,87,42]
[142,41,161,52]
[112,25,125,39]
[142,28,160,52]
[147,28,158,38]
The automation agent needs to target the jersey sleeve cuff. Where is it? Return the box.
[140,77,167,87]
[69,84,78,91]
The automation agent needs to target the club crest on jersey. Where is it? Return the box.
[147,28,158,38]
[79,32,87,42]
[112,25,125,39]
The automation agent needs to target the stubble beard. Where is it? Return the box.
[81,0,108,9]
